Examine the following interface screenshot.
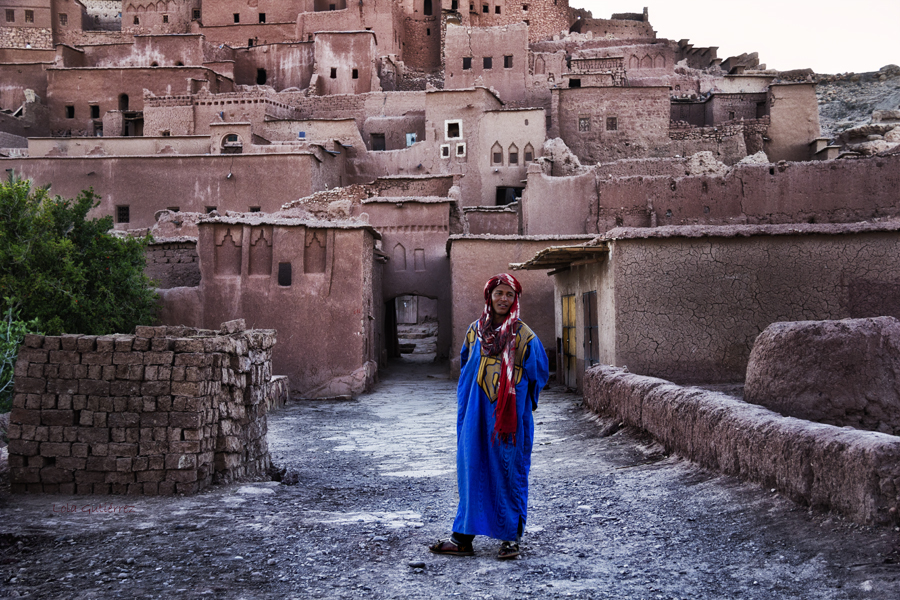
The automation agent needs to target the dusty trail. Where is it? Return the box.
[2,359,899,599]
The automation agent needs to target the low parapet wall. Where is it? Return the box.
[7,322,279,495]
[583,365,900,526]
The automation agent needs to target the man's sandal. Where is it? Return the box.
[498,541,520,560]
[429,539,475,556]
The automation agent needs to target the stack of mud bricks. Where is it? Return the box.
[6,320,281,496]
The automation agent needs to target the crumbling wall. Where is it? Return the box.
[6,323,278,495]
[145,240,201,289]
[583,365,900,526]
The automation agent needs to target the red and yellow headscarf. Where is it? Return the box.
[476,273,522,444]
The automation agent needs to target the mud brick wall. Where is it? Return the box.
[0,27,53,49]
[584,365,900,526]
[144,241,201,289]
[6,323,277,496]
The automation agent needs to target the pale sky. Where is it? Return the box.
[573,1,900,74]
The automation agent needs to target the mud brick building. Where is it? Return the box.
[6,323,281,495]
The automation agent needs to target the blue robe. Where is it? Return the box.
[452,320,550,541]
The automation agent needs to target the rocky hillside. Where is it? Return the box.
[816,64,900,139]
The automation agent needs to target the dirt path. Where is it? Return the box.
[2,360,900,599]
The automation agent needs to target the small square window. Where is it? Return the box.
[504,55,513,68]
[371,133,385,151]
[482,4,489,13]
[116,206,130,223]
[606,116,618,131]
[133,16,139,25]
[522,4,529,10]
[5,9,14,22]
[509,152,518,164]
[579,117,590,132]
[352,69,359,79]
[452,0,458,8]
[483,56,492,70]
[249,206,261,213]
[728,111,735,120]
[462,57,472,70]
[278,263,292,286]
[524,150,533,162]
[25,10,34,23]
[233,13,240,23]
[161,130,171,137]
[65,105,75,119]
[163,14,169,23]
[456,143,466,157]
[206,206,217,214]
[90,105,100,119]
[59,13,68,26]
[495,5,501,14]
[259,13,266,23]
[569,78,581,88]
[193,9,201,20]
[330,67,337,79]
[329,3,336,9]
[523,19,529,25]
[446,121,461,139]
[441,144,450,158]
[493,151,502,164]
[426,28,430,36]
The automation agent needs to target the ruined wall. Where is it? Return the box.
[522,154,900,236]
[6,324,277,495]
[80,0,120,31]
[550,86,670,164]
[447,235,594,375]
[765,83,820,162]
[145,240,201,289]
[0,60,50,112]
[449,0,572,43]
[583,366,900,526]
[570,16,655,40]
[2,151,343,230]
[371,174,454,197]
[605,225,900,383]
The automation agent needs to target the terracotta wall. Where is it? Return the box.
[550,86,670,164]
[145,241,201,289]
[0,61,50,112]
[765,83,820,162]
[312,32,378,96]
[603,226,900,383]
[449,0,572,43]
[443,23,528,104]
[1,151,343,229]
[198,0,307,27]
[232,42,314,90]
[193,221,382,398]
[122,0,198,35]
[522,154,900,236]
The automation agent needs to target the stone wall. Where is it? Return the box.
[145,240,201,289]
[0,26,53,48]
[583,365,900,526]
[6,323,278,495]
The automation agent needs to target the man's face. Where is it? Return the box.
[491,284,516,318]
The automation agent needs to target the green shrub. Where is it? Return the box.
[0,305,40,412]
[0,173,158,338]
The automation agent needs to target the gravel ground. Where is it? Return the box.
[2,359,900,599]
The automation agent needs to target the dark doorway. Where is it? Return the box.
[371,133,386,151]
[256,68,267,85]
[387,295,438,362]
[495,186,523,205]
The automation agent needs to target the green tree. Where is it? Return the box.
[0,305,40,412]
[0,173,158,337]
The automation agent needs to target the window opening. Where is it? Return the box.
[462,57,472,70]
[222,134,243,154]
[456,143,466,157]
[523,4,528,10]
[116,206,130,224]
[427,28,430,36]
[352,69,359,79]
[250,206,261,213]
[569,78,581,88]
[483,56,492,69]
[424,0,433,16]
[163,14,169,23]
[583,291,599,368]
[119,94,129,111]
[452,0,458,9]
[728,111,736,120]
[330,67,337,78]
[482,4,489,13]
[25,10,33,22]
[206,206,217,213]
[441,144,450,158]
[330,3,336,10]
[446,121,461,139]
[167,206,180,212]
[371,133,386,151]
[278,263,292,286]
[256,68,267,85]
[495,6,501,14]
[578,117,590,132]
[508,147,518,164]
[496,187,523,205]
[161,131,171,137]
[59,13,68,26]
[233,13,240,23]
[259,13,266,23]
[406,133,417,147]
[491,141,503,165]
[90,105,100,119]
[524,143,534,162]
[606,116,618,131]
[5,9,14,22]
[133,16,139,25]
[193,9,201,20]
[504,55,513,68]
[65,106,75,119]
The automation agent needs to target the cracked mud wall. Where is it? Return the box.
[609,231,900,384]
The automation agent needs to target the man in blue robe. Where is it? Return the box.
[431,273,549,559]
